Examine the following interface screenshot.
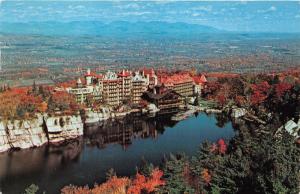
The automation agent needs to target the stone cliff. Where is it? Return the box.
[0,122,11,152]
[0,114,84,153]
[0,114,47,151]
[45,115,84,144]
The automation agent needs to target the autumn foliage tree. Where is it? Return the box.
[0,87,49,120]
[274,82,292,99]
[0,83,82,120]
[250,81,271,105]
[61,176,130,194]
[127,168,165,194]
[48,91,79,114]
[61,168,164,194]
[0,89,23,120]
[201,169,211,185]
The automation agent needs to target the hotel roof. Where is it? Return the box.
[193,74,207,85]
[159,73,193,86]
[118,70,131,77]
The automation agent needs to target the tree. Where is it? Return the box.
[201,169,211,185]
[160,153,195,194]
[217,139,227,155]
[47,91,79,114]
[24,184,39,194]
[127,168,165,194]
[106,168,117,180]
[250,81,271,105]
[275,83,292,99]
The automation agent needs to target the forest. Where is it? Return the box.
[0,82,80,121]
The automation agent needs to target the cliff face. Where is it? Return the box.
[0,114,48,151]
[45,115,84,144]
[6,115,48,149]
[0,122,11,152]
[0,114,84,153]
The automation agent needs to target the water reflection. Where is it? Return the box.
[85,115,177,150]
[0,113,235,194]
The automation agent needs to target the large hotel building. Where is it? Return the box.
[64,68,206,107]
[158,73,194,97]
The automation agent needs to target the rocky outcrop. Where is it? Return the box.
[231,108,247,118]
[205,109,222,114]
[1,115,48,150]
[85,108,110,124]
[45,115,83,144]
[0,114,84,153]
[282,120,300,137]
[0,121,11,152]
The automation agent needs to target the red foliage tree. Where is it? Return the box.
[203,81,221,99]
[250,81,271,105]
[275,83,292,98]
[216,94,227,107]
[218,139,227,154]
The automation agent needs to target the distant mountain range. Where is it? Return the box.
[0,21,224,36]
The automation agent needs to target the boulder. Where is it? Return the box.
[283,120,299,137]
[231,108,247,118]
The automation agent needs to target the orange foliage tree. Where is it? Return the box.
[127,168,165,194]
[61,168,164,194]
[61,176,130,194]
[201,169,211,185]
[0,90,22,119]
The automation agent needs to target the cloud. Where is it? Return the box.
[192,6,212,12]
[121,11,152,16]
[115,3,141,10]
[155,1,172,5]
[269,6,277,11]
[258,6,277,13]
[68,5,85,10]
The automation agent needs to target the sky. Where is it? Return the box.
[0,1,300,32]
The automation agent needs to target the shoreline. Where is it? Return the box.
[0,104,225,154]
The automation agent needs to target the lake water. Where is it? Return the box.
[0,113,235,194]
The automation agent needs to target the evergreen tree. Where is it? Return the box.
[160,153,195,194]
[24,184,39,194]
[106,168,116,180]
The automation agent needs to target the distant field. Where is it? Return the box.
[1,33,299,72]
[0,32,300,86]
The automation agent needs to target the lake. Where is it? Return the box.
[0,113,235,194]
